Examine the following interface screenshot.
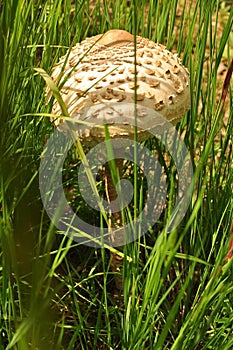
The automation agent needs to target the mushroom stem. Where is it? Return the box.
[104,158,125,291]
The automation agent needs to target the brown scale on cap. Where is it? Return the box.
[98,29,134,47]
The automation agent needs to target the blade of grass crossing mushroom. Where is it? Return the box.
[34,68,69,117]
[35,68,109,244]
[104,123,127,291]
[33,69,131,261]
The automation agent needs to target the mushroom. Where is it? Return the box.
[49,29,190,290]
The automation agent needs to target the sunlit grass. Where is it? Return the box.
[0,0,232,349]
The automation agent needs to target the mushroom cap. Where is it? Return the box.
[50,29,190,142]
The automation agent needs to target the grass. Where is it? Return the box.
[0,0,233,349]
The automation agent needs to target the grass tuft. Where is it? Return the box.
[0,1,232,349]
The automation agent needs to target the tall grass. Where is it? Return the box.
[0,0,232,349]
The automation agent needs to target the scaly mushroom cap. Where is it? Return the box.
[50,29,190,143]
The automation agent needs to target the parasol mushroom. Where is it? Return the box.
[49,29,190,291]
